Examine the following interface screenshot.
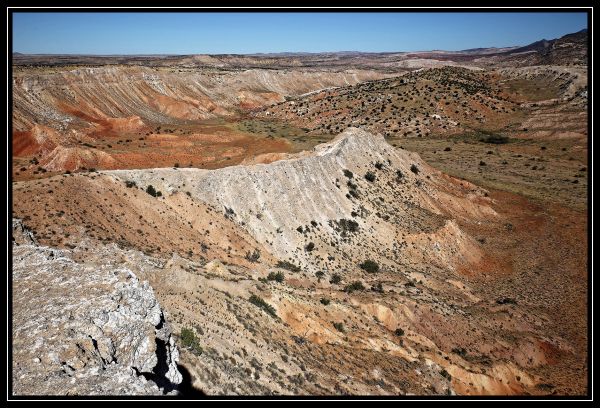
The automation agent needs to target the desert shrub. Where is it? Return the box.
[344,281,365,293]
[330,273,342,284]
[276,260,301,272]
[320,298,330,306]
[330,218,359,236]
[365,171,376,182]
[371,282,384,293]
[180,327,203,355]
[374,161,384,170]
[333,322,345,332]
[267,271,285,283]
[480,134,509,144]
[125,180,137,188]
[245,248,261,262]
[146,185,160,197]
[359,260,380,273]
[496,297,517,305]
[249,294,277,318]
[410,164,420,174]
[305,242,315,252]
[343,169,354,179]
[479,161,487,166]
[394,328,405,336]
[340,219,359,233]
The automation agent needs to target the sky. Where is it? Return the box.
[12,12,588,55]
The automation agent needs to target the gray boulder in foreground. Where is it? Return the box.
[12,219,182,396]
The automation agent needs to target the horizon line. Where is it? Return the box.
[12,26,586,57]
[11,48,515,57]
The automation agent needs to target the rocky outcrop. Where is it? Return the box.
[111,128,494,275]
[12,218,36,245]
[12,221,182,396]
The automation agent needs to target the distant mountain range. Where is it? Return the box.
[13,29,587,69]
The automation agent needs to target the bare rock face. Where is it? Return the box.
[12,218,36,245]
[111,127,493,276]
[12,221,182,396]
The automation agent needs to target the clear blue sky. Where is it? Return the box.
[13,12,588,54]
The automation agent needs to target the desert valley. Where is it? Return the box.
[11,23,589,397]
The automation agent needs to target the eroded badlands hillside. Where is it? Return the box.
[12,66,388,175]
[259,66,587,140]
[13,67,388,130]
[13,129,587,395]
[12,32,588,395]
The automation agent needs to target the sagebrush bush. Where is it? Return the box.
[333,322,345,332]
[267,271,285,283]
[344,281,365,293]
[359,260,380,273]
[249,294,277,318]
[245,248,261,262]
[276,260,301,272]
[146,185,162,197]
[330,273,342,284]
[180,327,203,355]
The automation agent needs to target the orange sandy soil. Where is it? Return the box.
[107,127,291,170]
[456,189,588,395]
[12,120,293,181]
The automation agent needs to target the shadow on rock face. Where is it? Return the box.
[175,364,205,398]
